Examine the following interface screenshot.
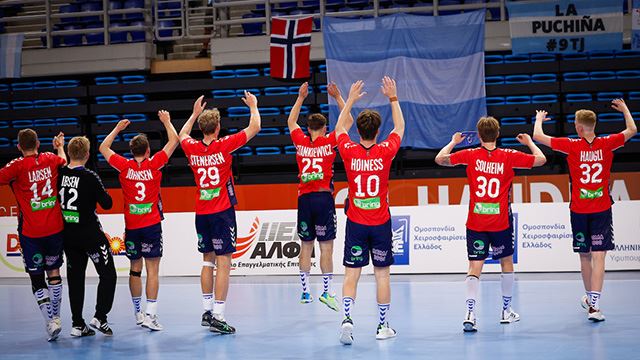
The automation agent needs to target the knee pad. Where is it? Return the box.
[29,273,47,293]
[129,270,142,277]
[202,261,215,268]
[47,275,62,285]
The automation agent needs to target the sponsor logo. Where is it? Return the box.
[298,221,310,238]
[62,210,80,224]
[129,203,153,215]
[574,231,588,250]
[32,253,43,266]
[473,202,500,215]
[141,243,153,253]
[89,251,100,264]
[350,246,364,263]
[126,240,137,256]
[30,196,57,212]
[592,234,604,246]
[200,188,221,200]
[579,187,603,199]
[391,216,410,265]
[301,172,324,183]
[353,197,381,210]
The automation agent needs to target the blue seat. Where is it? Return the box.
[263,68,271,77]
[33,81,55,89]
[617,70,640,79]
[284,105,310,115]
[55,80,79,88]
[56,98,79,106]
[484,55,503,64]
[122,133,137,142]
[563,72,589,81]
[96,96,119,104]
[500,117,527,125]
[565,93,592,102]
[562,53,588,61]
[125,113,147,122]
[0,102,9,110]
[255,147,282,155]
[0,121,8,129]
[95,76,119,85]
[320,104,330,114]
[257,128,282,137]
[235,69,260,78]
[500,137,520,146]
[227,107,250,117]
[318,84,329,92]
[566,114,576,122]
[630,134,640,142]
[485,76,504,85]
[596,92,623,101]
[589,51,614,59]
[300,0,320,11]
[236,146,253,156]
[241,14,264,36]
[122,94,146,103]
[531,94,558,103]
[504,54,529,63]
[109,22,129,43]
[85,22,105,45]
[12,101,34,109]
[531,115,555,123]
[0,138,9,148]
[505,74,530,84]
[34,100,56,108]
[260,107,281,116]
[158,20,176,38]
[284,145,296,154]
[531,73,557,83]
[33,119,56,127]
[590,71,616,80]
[629,91,640,100]
[486,96,506,105]
[212,90,236,98]
[12,120,33,128]
[121,75,146,84]
[211,70,235,79]
[264,87,290,96]
[97,154,107,162]
[598,113,624,122]
[96,134,110,142]
[129,21,146,42]
[0,84,8,92]
[11,82,33,91]
[530,53,556,62]
[506,96,530,104]
[96,115,120,123]
[289,86,312,95]
[615,50,640,58]
[318,64,327,73]
[61,24,84,46]
[56,117,79,125]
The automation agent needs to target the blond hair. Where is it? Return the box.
[198,109,221,135]
[575,109,596,129]
[68,136,90,161]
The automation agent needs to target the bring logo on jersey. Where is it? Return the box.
[290,128,337,196]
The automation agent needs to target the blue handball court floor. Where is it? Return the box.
[0,272,639,360]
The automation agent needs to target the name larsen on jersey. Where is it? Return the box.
[296,144,333,157]
[28,167,52,182]
[475,160,504,175]
[189,153,225,167]
[125,168,153,181]
[351,158,384,172]
[580,149,603,162]
[60,175,79,188]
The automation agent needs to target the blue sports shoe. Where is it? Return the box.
[300,292,313,303]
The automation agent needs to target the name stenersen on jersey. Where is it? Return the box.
[350,158,384,172]
[475,159,504,175]
[28,167,52,183]
[296,144,333,157]
[189,153,225,167]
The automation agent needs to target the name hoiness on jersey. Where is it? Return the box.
[189,153,225,167]
[350,158,384,172]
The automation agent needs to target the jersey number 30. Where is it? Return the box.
[475,176,499,198]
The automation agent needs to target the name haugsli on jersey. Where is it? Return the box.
[580,150,603,162]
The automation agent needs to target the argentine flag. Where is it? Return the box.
[323,12,487,149]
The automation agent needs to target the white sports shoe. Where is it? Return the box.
[339,318,354,345]
[500,309,521,324]
[135,311,145,325]
[46,319,62,342]
[581,295,590,311]
[588,307,605,322]
[142,314,164,331]
[376,323,397,340]
[463,311,477,332]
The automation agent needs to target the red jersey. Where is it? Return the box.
[291,128,337,196]
[109,151,168,230]
[0,153,65,238]
[338,132,401,226]
[551,134,625,214]
[450,147,535,232]
[181,131,248,215]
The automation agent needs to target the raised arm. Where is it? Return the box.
[287,82,308,133]
[179,95,207,141]
[532,110,553,147]
[381,76,404,139]
[99,119,130,162]
[435,132,465,167]
[241,91,261,140]
[158,110,179,158]
[53,132,67,165]
[517,133,546,167]
[336,80,366,137]
[612,98,637,141]
[328,82,354,132]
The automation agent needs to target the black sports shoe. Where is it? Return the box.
[209,317,236,334]
[90,317,113,336]
[201,311,213,327]
[70,324,95,337]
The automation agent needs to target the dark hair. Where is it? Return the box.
[476,116,500,143]
[356,109,382,141]
[307,113,328,131]
[18,129,38,151]
[129,134,150,157]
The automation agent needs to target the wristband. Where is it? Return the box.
[389,96,398,103]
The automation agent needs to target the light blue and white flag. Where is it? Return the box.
[322,12,486,149]
[507,0,623,54]
[633,0,640,50]
[0,33,24,78]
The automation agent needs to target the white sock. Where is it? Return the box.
[300,271,310,293]
[322,273,333,294]
[501,272,514,311]
[343,297,354,319]
[34,288,53,321]
[213,300,225,320]
[146,299,158,316]
[590,291,601,309]
[203,293,213,312]
[132,296,142,314]
[48,283,63,318]
[465,275,479,313]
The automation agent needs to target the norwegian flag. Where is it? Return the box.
[270,16,313,80]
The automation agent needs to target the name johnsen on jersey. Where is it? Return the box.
[28,167,52,182]
[475,160,504,175]
[580,150,603,162]
[351,158,384,172]
[296,144,333,157]
[125,168,153,181]
[189,153,225,167]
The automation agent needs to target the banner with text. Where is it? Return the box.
[1,202,638,278]
[507,0,623,54]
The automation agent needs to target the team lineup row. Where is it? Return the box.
[0,77,637,344]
